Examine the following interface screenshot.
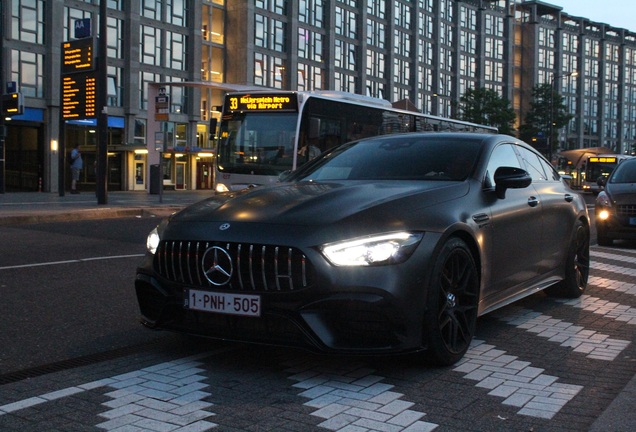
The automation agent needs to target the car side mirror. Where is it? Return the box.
[494,166,532,199]
[278,170,293,182]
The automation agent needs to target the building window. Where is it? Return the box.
[141,0,162,20]
[167,31,187,70]
[141,25,161,66]
[11,50,43,98]
[297,63,323,91]
[255,14,286,52]
[107,16,123,59]
[167,0,188,26]
[254,53,286,88]
[298,28,323,62]
[299,0,324,27]
[134,119,147,145]
[256,0,286,14]
[12,0,44,43]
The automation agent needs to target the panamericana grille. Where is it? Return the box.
[154,240,313,292]
[616,204,636,217]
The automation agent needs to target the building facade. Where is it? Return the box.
[1,0,635,193]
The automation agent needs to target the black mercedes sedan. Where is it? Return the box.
[595,156,636,246]
[135,133,590,366]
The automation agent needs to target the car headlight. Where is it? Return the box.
[146,226,161,254]
[596,192,611,208]
[320,232,423,266]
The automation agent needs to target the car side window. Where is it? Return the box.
[538,156,561,181]
[484,144,522,189]
[515,146,548,182]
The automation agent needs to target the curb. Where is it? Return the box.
[0,207,182,226]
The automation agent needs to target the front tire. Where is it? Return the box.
[596,227,613,247]
[546,219,590,298]
[423,238,479,366]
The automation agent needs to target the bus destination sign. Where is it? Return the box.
[226,93,298,113]
[589,157,617,163]
[62,38,95,74]
[62,72,97,119]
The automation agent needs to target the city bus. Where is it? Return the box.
[214,90,498,192]
[582,154,633,194]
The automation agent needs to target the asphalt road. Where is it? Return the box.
[1,210,635,431]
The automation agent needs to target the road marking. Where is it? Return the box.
[557,294,636,324]
[593,250,636,261]
[588,275,636,296]
[495,307,630,361]
[454,340,583,420]
[286,361,439,431]
[0,254,145,271]
[590,261,636,277]
[96,357,216,431]
[0,349,230,432]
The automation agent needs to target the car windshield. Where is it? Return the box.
[609,160,636,184]
[290,135,484,182]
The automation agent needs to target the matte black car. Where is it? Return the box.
[595,157,636,246]
[135,133,590,365]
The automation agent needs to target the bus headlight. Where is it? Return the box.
[216,183,230,193]
[320,232,423,266]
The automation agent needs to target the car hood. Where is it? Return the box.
[606,182,636,204]
[171,180,469,226]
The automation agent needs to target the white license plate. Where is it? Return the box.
[186,289,261,317]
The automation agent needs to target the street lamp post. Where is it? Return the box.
[549,71,578,163]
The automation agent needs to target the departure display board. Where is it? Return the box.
[62,72,97,119]
[62,38,95,74]
[225,93,298,113]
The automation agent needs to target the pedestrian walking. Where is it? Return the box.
[70,144,83,194]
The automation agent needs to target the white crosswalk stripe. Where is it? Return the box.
[453,340,583,419]
[557,295,636,324]
[494,306,630,361]
[588,275,636,296]
[286,362,439,431]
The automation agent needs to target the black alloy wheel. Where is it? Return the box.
[546,219,590,298]
[424,237,479,366]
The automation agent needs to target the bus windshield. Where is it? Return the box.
[217,112,298,176]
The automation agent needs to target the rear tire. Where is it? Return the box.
[546,219,590,298]
[423,238,479,366]
[596,228,613,247]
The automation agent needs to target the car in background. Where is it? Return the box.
[135,133,590,366]
[595,157,636,246]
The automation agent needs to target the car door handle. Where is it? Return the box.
[564,194,574,202]
[528,196,539,207]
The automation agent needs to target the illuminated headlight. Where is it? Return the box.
[321,232,423,266]
[596,192,612,221]
[146,226,161,254]
[598,209,611,221]
[216,183,230,193]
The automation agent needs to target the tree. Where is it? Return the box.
[457,87,516,135]
[520,83,573,157]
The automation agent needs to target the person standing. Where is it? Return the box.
[70,144,83,194]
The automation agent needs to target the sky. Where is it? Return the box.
[545,0,636,33]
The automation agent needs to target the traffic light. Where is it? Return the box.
[2,92,24,116]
